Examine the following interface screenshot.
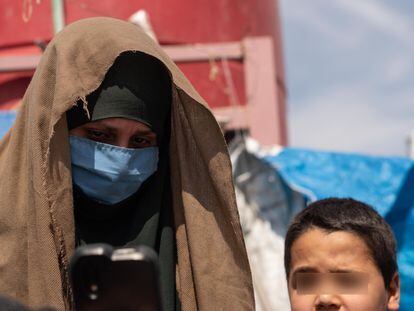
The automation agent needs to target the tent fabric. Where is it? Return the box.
[229,138,305,311]
[265,147,412,216]
[264,147,414,311]
[0,17,254,310]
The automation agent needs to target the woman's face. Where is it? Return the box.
[70,117,157,148]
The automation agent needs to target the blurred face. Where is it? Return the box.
[69,117,157,149]
[287,228,400,311]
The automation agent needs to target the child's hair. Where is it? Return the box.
[284,198,398,288]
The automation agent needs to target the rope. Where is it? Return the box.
[221,57,248,141]
[22,0,42,23]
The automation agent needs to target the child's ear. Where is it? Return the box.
[387,272,400,311]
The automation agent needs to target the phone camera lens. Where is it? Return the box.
[88,283,99,300]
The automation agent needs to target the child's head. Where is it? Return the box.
[284,198,400,311]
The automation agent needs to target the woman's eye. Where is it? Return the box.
[132,136,151,147]
[87,129,110,141]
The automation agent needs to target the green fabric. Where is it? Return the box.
[71,52,177,310]
[91,85,152,129]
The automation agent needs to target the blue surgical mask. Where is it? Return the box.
[69,135,159,205]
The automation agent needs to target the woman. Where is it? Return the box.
[0,18,254,310]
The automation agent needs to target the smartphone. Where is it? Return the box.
[70,244,163,311]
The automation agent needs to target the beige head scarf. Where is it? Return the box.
[0,17,254,310]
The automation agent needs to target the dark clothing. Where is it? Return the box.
[70,52,177,310]
[66,52,171,140]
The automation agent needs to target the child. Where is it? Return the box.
[284,198,400,310]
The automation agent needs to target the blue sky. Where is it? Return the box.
[279,0,414,157]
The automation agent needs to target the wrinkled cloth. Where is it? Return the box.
[0,17,254,310]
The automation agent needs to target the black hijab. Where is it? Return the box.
[67,51,171,138]
[67,52,178,310]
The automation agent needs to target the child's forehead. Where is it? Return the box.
[290,227,375,273]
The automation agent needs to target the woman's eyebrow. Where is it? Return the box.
[85,124,114,132]
[86,121,156,136]
[133,129,155,135]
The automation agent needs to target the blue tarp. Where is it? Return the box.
[265,148,414,310]
[0,111,17,139]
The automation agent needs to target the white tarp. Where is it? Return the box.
[230,137,306,311]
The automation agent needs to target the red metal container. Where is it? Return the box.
[0,0,285,143]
